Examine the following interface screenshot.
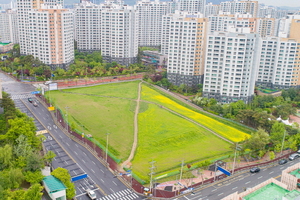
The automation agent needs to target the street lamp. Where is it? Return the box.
[106,132,111,165]
[280,131,287,155]
[65,106,69,133]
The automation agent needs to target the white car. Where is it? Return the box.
[86,189,96,200]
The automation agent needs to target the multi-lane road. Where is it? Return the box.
[1,72,298,200]
[0,73,142,200]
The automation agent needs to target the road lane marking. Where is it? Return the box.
[218,193,224,196]
[112,181,117,186]
[183,196,189,199]
[258,176,263,179]
[110,188,114,193]
[75,144,78,147]
[232,187,238,190]
[269,171,274,174]
[82,159,85,163]
[59,135,62,138]
[211,189,217,192]
[280,167,285,170]
[66,142,70,146]
[101,179,104,182]
[100,169,104,173]
[245,181,251,185]
[274,175,281,179]
[83,152,87,156]
[74,151,78,155]
[262,169,267,171]
[92,161,96,165]
[91,169,95,173]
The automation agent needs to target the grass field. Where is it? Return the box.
[48,90,135,160]
[141,84,250,142]
[132,103,232,181]
[46,81,252,183]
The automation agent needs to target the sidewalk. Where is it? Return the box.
[155,149,291,191]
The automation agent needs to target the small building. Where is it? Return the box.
[43,175,67,200]
[222,178,300,200]
[0,42,13,53]
[142,50,167,67]
[281,162,300,191]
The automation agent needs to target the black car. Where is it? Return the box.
[278,159,288,165]
[250,167,260,173]
[28,98,33,103]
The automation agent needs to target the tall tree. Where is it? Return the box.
[51,167,76,199]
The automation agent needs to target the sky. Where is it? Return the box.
[257,0,299,7]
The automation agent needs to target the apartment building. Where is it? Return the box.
[0,9,19,43]
[17,0,74,68]
[256,37,299,89]
[28,4,74,68]
[166,13,207,86]
[220,0,258,18]
[177,0,206,14]
[203,31,260,103]
[100,4,138,66]
[74,1,102,52]
[204,2,220,17]
[135,0,168,47]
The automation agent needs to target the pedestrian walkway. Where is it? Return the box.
[10,93,35,100]
[98,189,139,200]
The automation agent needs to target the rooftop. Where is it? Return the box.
[43,175,66,193]
[244,182,289,200]
[290,168,300,179]
[283,190,300,200]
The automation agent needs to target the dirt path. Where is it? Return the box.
[121,81,142,169]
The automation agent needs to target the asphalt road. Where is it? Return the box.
[178,158,298,200]
[0,72,142,200]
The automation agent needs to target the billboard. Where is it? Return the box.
[48,82,58,91]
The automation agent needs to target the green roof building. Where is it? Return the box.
[43,175,67,200]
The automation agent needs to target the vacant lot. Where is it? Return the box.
[132,103,232,181]
[141,84,250,142]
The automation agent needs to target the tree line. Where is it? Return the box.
[0,92,75,199]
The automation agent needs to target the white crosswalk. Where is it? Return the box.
[10,93,35,100]
[98,189,139,200]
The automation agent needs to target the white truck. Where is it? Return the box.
[86,189,97,200]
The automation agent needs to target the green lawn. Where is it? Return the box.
[60,80,139,99]
[132,103,232,182]
[48,90,135,160]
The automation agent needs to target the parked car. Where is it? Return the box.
[33,101,38,107]
[289,153,300,161]
[86,189,96,200]
[250,167,260,173]
[28,98,33,103]
[278,159,288,165]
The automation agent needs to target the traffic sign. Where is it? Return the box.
[31,91,40,94]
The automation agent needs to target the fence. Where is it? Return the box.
[36,93,293,199]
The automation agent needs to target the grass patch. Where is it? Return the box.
[132,103,232,182]
[48,90,135,161]
[141,84,250,142]
[61,80,140,99]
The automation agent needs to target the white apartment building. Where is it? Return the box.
[100,4,138,66]
[166,13,207,86]
[177,0,206,14]
[74,1,101,52]
[135,0,167,47]
[256,37,299,89]
[0,9,19,43]
[203,31,260,103]
[204,2,220,17]
[28,4,74,68]
[220,0,258,18]
[17,0,74,69]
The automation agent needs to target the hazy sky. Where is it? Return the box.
[257,0,299,7]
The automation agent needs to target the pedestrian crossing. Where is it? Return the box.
[10,93,35,100]
[98,189,139,200]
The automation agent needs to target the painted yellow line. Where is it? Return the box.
[274,175,281,179]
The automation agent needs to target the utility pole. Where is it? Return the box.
[106,132,111,165]
[232,143,238,175]
[178,160,184,195]
[280,131,287,155]
[65,106,69,133]
[149,161,156,196]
